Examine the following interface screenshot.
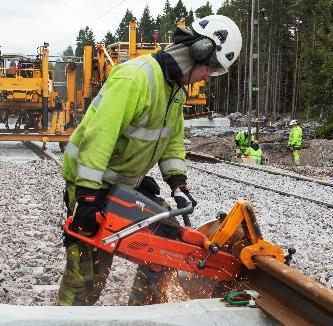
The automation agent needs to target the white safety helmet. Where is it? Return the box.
[191,15,242,76]
[289,119,298,126]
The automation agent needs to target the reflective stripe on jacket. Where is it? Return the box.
[288,126,302,147]
[62,55,186,189]
[244,147,262,164]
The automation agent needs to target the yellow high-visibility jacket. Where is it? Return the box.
[244,147,262,164]
[235,131,254,150]
[62,55,186,190]
[288,126,302,148]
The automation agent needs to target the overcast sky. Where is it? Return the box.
[0,0,224,57]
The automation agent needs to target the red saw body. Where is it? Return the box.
[64,185,241,281]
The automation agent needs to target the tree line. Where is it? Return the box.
[55,0,333,123]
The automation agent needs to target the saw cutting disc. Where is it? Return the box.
[177,219,244,299]
[177,270,219,299]
[177,220,220,299]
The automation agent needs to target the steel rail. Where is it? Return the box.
[23,141,62,167]
[186,151,333,188]
[0,133,71,142]
[187,163,333,209]
[246,256,333,325]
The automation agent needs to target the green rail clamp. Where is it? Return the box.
[221,289,260,307]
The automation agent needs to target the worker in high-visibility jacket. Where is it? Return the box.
[243,140,262,164]
[235,130,254,157]
[57,15,242,307]
[287,119,302,165]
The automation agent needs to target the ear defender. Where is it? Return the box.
[188,37,215,63]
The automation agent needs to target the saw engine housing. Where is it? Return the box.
[64,185,241,281]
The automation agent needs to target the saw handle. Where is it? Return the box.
[101,204,194,245]
[169,205,194,217]
[64,216,99,246]
[63,214,117,252]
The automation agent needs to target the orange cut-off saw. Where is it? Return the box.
[64,185,284,282]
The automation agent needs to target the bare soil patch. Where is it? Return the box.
[187,131,333,179]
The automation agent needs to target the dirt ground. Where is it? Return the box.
[186,130,333,179]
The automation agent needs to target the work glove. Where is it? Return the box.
[71,186,101,236]
[166,174,197,209]
[136,176,160,200]
[289,146,294,152]
[172,185,197,209]
[167,175,197,227]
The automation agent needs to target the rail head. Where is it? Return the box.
[251,255,333,324]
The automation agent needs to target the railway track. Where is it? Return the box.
[187,151,333,187]
[186,151,333,323]
[187,151,333,209]
[2,142,332,324]
[240,256,333,324]
[22,141,62,167]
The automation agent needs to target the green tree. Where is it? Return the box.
[138,5,156,43]
[187,9,194,25]
[54,46,75,100]
[62,46,74,57]
[102,31,116,46]
[172,0,188,24]
[300,0,333,120]
[158,0,175,43]
[115,9,133,42]
[195,1,213,18]
[213,0,299,117]
[75,26,95,56]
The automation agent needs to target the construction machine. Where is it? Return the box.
[0,19,212,150]
[67,18,210,119]
[0,43,73,148]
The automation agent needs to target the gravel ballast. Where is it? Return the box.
[0,151,332,306]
